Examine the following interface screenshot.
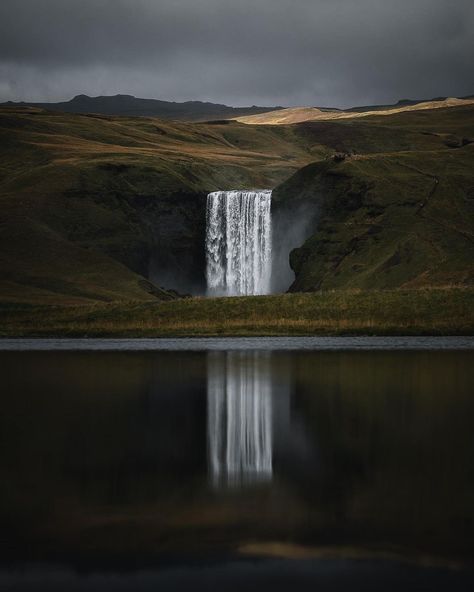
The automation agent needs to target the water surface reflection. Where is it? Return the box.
[0,348,473,588]
[208,352,273,486]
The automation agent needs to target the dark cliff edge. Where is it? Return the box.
[61,161,209,295]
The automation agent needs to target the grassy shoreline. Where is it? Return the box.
[1,288,473,338]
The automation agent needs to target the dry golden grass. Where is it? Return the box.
[1,287,472,337]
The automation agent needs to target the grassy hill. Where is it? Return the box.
[273,105,474,290]
[0,106,320,303]
[1,288,473,337]
[1,102,473,319]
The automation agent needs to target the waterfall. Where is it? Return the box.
[206,190,272,296]
[207,351,273,486]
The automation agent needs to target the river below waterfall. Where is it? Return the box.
[1,340,473,590]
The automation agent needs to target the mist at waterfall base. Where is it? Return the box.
[146,188,316,297]
[271,201,320,293]
[205,189,318,296]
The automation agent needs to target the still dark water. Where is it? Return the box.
[1,339,474,590]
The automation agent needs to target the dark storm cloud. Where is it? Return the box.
[0,0,473,107]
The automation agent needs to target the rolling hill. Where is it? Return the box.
[1,101,473,307]
[273,105,474,290]
[0,105,320,303]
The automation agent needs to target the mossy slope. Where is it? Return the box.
[273,106,474,290]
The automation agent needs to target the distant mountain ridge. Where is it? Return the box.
[3,93,474,123]
[0,94,284,122]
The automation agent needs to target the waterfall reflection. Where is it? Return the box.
[207,351,273,487]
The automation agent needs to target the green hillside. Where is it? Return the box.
[274,106,474,290]
[0,106,319,303]
[2,288,473,337]
[1,103,473,309]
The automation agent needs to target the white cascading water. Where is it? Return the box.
[206,190,272,296]
[207,351,273,487]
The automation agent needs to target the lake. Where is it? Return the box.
[1,338,473,590]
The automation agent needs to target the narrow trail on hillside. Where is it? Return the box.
[394,162,440,214]
[396,162,474,244]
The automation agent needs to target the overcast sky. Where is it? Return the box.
[0,0,473,108]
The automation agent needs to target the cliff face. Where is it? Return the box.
[61,162,209,295]
[273,148,474,291]
[0,155,208,303]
